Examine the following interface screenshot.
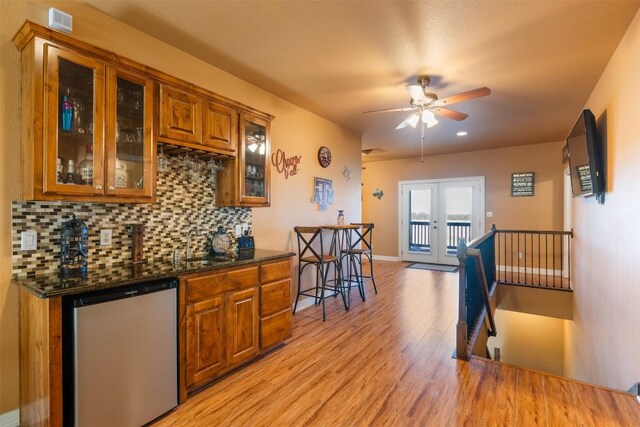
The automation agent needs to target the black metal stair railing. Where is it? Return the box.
[495,229,573,290]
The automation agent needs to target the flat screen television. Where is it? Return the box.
[567,109,604,197]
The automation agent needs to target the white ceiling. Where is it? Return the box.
[82,0,640,162]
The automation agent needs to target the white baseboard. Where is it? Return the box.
[292,296,315,312]
[0,409,19,427]
[373,255,400,262]
[496,264,567,278]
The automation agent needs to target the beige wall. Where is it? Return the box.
[565,8,640,391]
[488,309,567,377]
[362,141,565,257]
[0,0,361,413]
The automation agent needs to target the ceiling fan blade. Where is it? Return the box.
[431,107,468,121]
[432,87,491,107]
[406,84,427,103]
[396,111,420,129]
[363,106,416,114]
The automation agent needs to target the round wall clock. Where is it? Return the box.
[318,146,332,168]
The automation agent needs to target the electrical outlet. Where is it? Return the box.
[21,230,37,251]
[234,225,243,237]
[486,211,493,218]
[100,229,112,246]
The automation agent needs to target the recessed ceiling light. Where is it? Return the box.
[457,131,468,136]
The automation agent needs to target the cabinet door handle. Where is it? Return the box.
[95,185,103,190]
[108,185,115,191]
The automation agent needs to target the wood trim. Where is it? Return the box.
[13,21,275,122]
[19,289,63,427]
[178,277,188,403]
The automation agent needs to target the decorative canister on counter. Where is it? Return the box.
[207,225,231,255]
[337,210,345,225]
[59,214,89,276]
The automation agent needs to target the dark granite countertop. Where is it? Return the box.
[12,249,294,298]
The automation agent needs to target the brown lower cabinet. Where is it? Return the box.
[17,256,292,426]
[180,258,292,398]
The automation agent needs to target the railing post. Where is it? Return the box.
[456,237,468,359]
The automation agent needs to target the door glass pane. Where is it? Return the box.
[445,186,472,254]
[115,77,145,190]
[58,59,94,186]
[409,189,431,253]
[244,121,266,198]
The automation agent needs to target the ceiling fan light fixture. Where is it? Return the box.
[422,110,438,128]
[406,112,421,128]
[248,142,259,152]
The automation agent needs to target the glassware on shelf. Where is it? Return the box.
[206,159,225,187]
[115,159,128,188]
[57,157,64,183]
[72,98,85,133]
[157,145,170,172]
[77,144,94,185]
[64,160,76,184]
[61,90,73,131]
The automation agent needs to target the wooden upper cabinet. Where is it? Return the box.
[159,84,202,144]
[16,31,156,203]
[203,101,237,154]
[105,67,155,199]
[43,44,106,197]
[238,113,271,207]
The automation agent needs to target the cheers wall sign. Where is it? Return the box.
[271,148,301,179]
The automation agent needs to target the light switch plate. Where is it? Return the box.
[21,230,37,251]
[100,229,112,246]
[486,211,493,218]
[234,225,243,237]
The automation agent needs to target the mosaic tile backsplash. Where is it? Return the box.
[12,161,251,277]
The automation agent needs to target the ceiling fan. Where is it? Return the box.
[364,76,491,161]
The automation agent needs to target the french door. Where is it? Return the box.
[399,177,484,265]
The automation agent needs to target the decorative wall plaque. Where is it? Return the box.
[317,146,332,168]
[511,172,535,197]
[311,177,334,211]
[271,148,301,179]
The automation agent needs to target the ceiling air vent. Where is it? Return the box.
[48,8,73,34]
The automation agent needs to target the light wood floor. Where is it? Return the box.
[154,261,640,426]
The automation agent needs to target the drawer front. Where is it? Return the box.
[260,309,292,350]
[261,259,291,283]
[260,278,291,317]
[186,266,259,302]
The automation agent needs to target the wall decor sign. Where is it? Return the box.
[576,164,592,192]
[342,166,352,181]
[511,172,535,197]
[317,146,332,168]
[271,148,301,179]
[372,188,384,199]
[311,177,334,211]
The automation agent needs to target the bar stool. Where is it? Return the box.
[293,226,347,321]
[325,224,363,306]
[343,223,377,294]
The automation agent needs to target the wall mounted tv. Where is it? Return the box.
[567,109,604,198]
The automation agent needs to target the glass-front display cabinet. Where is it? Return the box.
[105,68,154,198]
[42,45,154,201]
[238,113,271,207]
[44,46,105,196]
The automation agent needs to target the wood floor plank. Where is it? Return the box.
[153,260,640,427]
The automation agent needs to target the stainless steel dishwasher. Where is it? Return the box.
[64,279,178,427]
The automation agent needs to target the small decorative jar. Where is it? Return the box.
[337,210,345,225]
[208,226,231,256]
[60,214,89,276]
[115,159,128,188]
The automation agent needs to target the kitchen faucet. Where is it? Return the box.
[185,228,206,260]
